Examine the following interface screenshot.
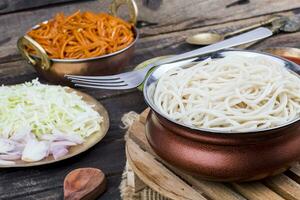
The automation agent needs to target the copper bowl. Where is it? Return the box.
[263,47,300,65]
[16,0,139,85]
[143,50,300,182]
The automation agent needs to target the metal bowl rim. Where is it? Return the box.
[263,47,300,53]
[143,49,300,135]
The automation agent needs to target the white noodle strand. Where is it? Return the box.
[153,55,300,132]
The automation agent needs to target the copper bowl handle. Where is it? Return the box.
[17,35,51,70]
[109,0,138,24]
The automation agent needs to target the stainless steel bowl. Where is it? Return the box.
[17,0,139,85]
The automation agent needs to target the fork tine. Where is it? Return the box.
[75,83,134,90]
[68,77,124,83]
[70,79,125,86]
[65,74,121,80]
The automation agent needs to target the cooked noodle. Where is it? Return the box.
[27,10,134,59]
[153,55,300,132]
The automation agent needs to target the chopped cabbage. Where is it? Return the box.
[0,79,102,140]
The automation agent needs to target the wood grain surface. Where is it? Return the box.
[0,0,79,14]
[0,0,299,199]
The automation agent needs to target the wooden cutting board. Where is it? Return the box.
[124,108,300,200]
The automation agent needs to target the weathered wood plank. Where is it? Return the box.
[126,138,207,200]
[0,0,78,14]
[100,174,123,200]
[126,162,147,192]
[264,175,300,200]
[7,173,122,200]
[128,120,150,149]
[231,182,285,200]
[0,0,300,42]
[0,0,299,63]
[288,163,300,183]
[139,108,150,124]
[135,0,300,36]
[0,59,36,84]
[97,90,146,140]
[173,170,246,200]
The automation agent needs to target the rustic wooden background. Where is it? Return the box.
[0,0,79,14]
[0,0,299,199]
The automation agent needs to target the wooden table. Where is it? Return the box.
[0,0,299,199]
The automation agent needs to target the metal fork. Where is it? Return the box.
[66,27,272,90]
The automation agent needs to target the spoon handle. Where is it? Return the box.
[224,16,280,38]
[149,27,272,69]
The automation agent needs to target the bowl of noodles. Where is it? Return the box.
[17,0,138,84]
[143,49,300,181]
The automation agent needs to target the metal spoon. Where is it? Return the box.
[186,16,280,45]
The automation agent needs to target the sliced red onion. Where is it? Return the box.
[0,153,21,160]
[0,138,17,154]
[49,140,76,160]
[0,159,15,165]
[0,127,85,165]
[13,143,25,153]
[21,138,50,162]
[51,147,68,160]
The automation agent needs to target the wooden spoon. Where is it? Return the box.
[64,168,106,200]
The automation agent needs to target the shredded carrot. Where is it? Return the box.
[27,10,134,59]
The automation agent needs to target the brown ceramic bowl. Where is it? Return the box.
[143,49,300,182]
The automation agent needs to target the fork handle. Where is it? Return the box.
[145,27,272,71]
